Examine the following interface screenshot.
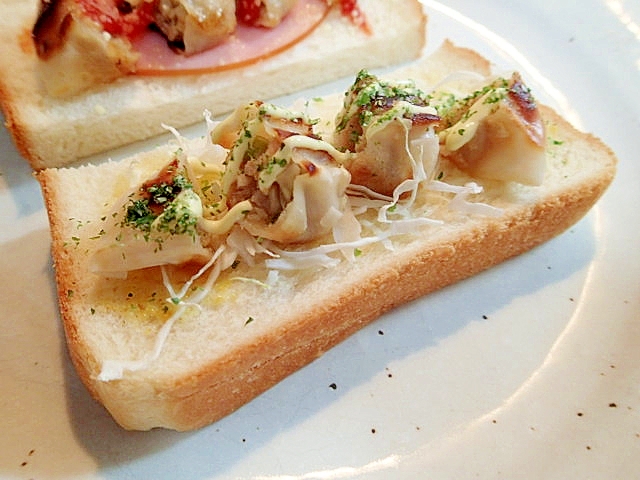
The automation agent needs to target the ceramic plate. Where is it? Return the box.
[1,0,639,478]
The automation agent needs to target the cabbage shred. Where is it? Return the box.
[94,70,518,380]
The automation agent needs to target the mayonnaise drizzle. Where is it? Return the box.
[97,76,509,381]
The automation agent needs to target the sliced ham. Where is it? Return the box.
[132,0,328,74]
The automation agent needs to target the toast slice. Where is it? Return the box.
[36,41,617,431]
[0,0,426,170]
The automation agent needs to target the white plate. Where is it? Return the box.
[1,1,639,478]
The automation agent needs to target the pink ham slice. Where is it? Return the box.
[132,0,329,75]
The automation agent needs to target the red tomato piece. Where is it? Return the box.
[236,0,262,26]
[78,0,155,39]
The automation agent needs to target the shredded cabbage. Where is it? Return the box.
[97,80,508,381]
[98,245,236,381]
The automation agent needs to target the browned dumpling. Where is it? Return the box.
[213,101,353,244]
[333,70,441,196]
[154,0,237,55]
[437,73,547,186]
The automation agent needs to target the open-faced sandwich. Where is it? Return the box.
[36,41,617,431]
[0,0,426,169]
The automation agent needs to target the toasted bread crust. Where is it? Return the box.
[38,169,101,399]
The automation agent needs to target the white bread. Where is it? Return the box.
[0,0,426,170]
[36,41,617,431]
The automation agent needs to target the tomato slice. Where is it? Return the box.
[132,0,329,76]
[78,0,155,39]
